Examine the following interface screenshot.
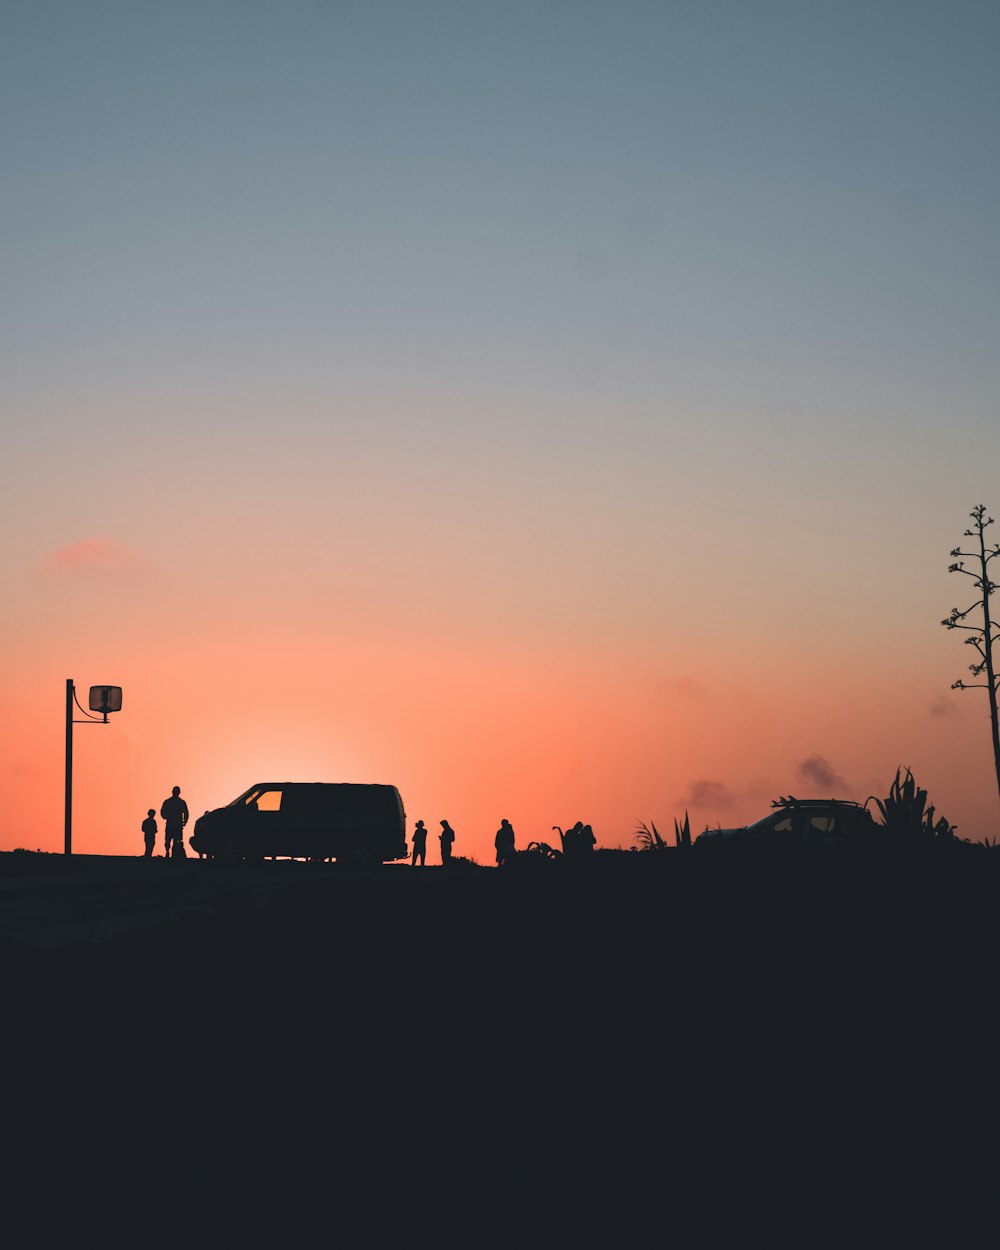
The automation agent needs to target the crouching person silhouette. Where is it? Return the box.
[557,821,597,861]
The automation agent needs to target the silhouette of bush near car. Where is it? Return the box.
[501,767,982,876]
[690,767,973,851]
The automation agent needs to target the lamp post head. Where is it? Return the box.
[89,685,122,722]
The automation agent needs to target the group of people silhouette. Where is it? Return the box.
[410,818,456,866]
[409,817,516,866]
[139,792,594,867]
[141,786,189,858]
[553,821,597,860]
[408,818,595,866]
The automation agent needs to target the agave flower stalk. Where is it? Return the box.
[942,505,1000,805]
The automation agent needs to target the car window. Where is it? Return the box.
[253,789,282,812]
[747,813,794,834]
[809,814,835,834]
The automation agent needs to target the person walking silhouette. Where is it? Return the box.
[160,786,189,859]
[495,819,515,867]
[141,809,157,858]
[439,819,455,865]
[411,819,428,867]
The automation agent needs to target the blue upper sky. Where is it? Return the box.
[4,1,997,408]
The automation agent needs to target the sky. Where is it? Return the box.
[3,1,1000,862]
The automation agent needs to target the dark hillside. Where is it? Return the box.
[5,845,996,1240]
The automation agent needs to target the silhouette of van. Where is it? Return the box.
[189,782,407,864]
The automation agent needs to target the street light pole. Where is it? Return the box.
[64,678,123,858]
[65,678,73,857]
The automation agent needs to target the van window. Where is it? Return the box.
[253,789,282,811]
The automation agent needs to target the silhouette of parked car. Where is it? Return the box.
[695,798,877,846]
[189,782,407,864]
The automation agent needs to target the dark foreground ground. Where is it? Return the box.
[5,843,998,1241]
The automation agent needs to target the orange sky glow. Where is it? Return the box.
[2,554,997,865]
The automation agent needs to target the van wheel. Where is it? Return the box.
[334,844,372,871]
[353,843,377,869]
[216,841,242,863]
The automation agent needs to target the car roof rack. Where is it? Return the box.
[771,796,865,810]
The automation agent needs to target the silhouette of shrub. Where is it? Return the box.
[442,855,487,874]
[633,815,691,851]
[633,821,667,851]
[873,767,957,844]
[502,844,563,876]
[525,841,562,858]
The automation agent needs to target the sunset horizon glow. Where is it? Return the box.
[3,4,1000,864]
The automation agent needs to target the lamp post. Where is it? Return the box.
[64,679,122,857]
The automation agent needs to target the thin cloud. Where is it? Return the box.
[645,673,710,701]
[666,675,708,699]
[38,537,149,577]
[797,755,846,791]
[930,696,960,719]
[681,779,734,810]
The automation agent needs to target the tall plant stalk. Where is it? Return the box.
[942,505,1000,805]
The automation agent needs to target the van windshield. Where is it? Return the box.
[226,786,282,810]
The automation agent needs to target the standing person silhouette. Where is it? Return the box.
[495,819,515,867]
[141,809,157,858]
[411,819,427,867]
[160,786,189,859]
[439,819,455,865]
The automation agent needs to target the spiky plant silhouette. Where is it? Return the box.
[634,813,692,851]
[874,767,956,843]
[525,840,562,858]
[634,821,667,851]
